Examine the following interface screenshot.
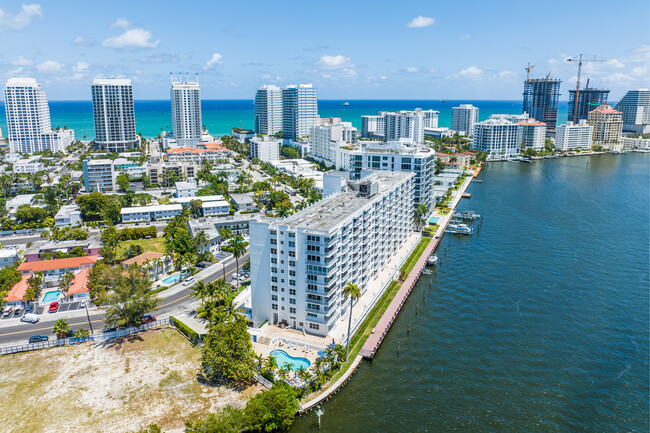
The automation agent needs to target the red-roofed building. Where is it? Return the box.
[17,255,99,279]
[437,151,476,168]
[4,275,29,306]
[66,268,90,300]
[165,143,230,163]
[588,104,623,149]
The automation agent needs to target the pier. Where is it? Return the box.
[359,175,474,359]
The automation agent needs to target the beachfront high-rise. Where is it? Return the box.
[170,76,202,147]
[4,78,74,154]
[471,118,520,159]
[555,120,593,151]
[452,104,479,137]
[282,84,318,141]
[517,118,546,152]
[384,111,425,145]
[522,77,561,136]
[588,103,623,149]
[250,171,414,336]
[568,86,610,123]
[310,118,357,163]
[91,79,138,153]
[254,85,283,135]
[614,89,650,134]
[361,113,387,139]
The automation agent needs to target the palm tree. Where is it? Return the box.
[277,367,289,381]
[414,204,429,231]
[296,365,307,382]
[228,236,246,290]
[196,298,221,327]
[53,318,70,339]
[74,328,90,338]
[220,297,244,323]
[264,354,278,375]
[210,278,231,301]
[190,280,209,303]
[343,282,361,362]
[195,230,209,254]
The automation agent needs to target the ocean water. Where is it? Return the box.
[0,100,570,140]
[291,154,649,433]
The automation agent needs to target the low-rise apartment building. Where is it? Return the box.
[121,204,183,222]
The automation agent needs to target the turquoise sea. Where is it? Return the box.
[0,100,570,140]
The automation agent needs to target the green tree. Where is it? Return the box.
[116,173,130,191]
[124,244,144,259]
[189,199,203,218]
[228,236,246,290]
[195,230,209,253]
[183,407,244,433]
[243,382,299,432]
[103,265,160,327]
[15,205,49,225]
[25,273,44,302]
[133,424,164,433]
[202,318,255,385]
[53,318,70,339]
[59,272,76,294]
[74,328,90,338]
[414,204,429,231]
[343,282,361,362]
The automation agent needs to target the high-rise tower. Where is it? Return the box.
[254,85,283,135]
[282,84,318,141]
[92,79,138,152]
[567,85,609,123]
[170,74,202,147]
[522,77,561,136]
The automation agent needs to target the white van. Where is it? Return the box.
[20,313,39,324]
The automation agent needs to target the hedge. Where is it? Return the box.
[170,316,201,343]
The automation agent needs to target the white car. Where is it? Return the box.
[20,313,39,324]
[182,277,195,286]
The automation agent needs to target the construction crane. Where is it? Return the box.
[567,54,608,123]
[525,63,536,81]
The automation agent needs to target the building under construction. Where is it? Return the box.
[522,77,561,136]
[568,84,610,122]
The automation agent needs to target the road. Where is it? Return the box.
[0,252,249,346]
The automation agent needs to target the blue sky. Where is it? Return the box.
[0,0,648,101]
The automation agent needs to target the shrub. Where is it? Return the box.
[170,316,200,342]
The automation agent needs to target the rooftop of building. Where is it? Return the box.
[6,77,40,87]
[54,204,81,217]
[92,78,132,86]
[5,275,29,302]
[170,195,224,204]
[276,171,413,233]
[229,193,255,204]
[517,118,547,126]
[0,248,18,259]
[121,204,183,214]
[201,200,230,208]
[6,194,37,207]
[86,158,114,166]
[67,268,90,295]
[353,140,435,156]
[591,104,621,114]
[121,251,167,266]
[17,255,99,272]
[175,181,198,190]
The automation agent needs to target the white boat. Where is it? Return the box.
[446,223,473,235]
[342,101,349,106]
[427,254,439,266]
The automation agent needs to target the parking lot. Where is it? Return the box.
[2,300,87,321]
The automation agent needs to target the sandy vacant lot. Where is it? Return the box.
[0,328,261,433]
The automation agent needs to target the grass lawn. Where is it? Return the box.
[400,237,431,275]
[116,237,167,259]
[301,281,403,403]
[0,329,260,433]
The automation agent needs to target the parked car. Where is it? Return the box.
[13,305,22,315]
[28,335,48,344]
[182,277,195,286]
[102,326,117,333]
[20,313,39,324]
[24,304,33,315]
[141,315,156,323]
[3,306,13,317]
[79,300,88,309]
[48,302,59,313]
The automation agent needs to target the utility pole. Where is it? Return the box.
[85,301,94,335]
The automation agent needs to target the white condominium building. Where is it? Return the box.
[254,85,283,135]
[4,78,74,154]
[384,110,425,145]
[250,136,281,162]
[614,89,650,134]
[91,79,138,153]
[121,204,183,222]
[171,77,202,147]
[588,104,623,149]
[517,118,546,152]
[335,140,435,209]
[361,114,386,139]
[420,109,439,128]
[250,171,414,336]
[555,120,593,151]
[82,158,115,192]
[282,84,318,140]
[452,104,479,136]
[309,117,357,163]
[471,118,520,159]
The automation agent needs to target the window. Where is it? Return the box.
[271,267,278,273]
[289,270,296,276]
[289,251,295,257]
[289,298,296,305]
[271,248,277,254]
[290,261,296,267]
[289,279,296,286]
[271,258,277,264]
[272,304,278,310]
[309,323,320,330]
[289,289,296,295]
[271,276,278,283]
[290,307,296,314]
[271,285,278,292]
[271,295,278,301]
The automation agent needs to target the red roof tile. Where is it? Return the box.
[17,255,99,273]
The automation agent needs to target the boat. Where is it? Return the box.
[454,210,481,220]
[342,102,349,106]
[445,223,473,235]
[427,254,439,266]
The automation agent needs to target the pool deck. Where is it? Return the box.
[359,175,474,359]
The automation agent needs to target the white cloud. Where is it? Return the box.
[11,56,33,66]
[109,17,131,28]
[406,67,419,73]
[318,55,353,69]
[37,60,64,73]
[498,71,517,79]
[457,66,483,78]
[204,53,223,69]
[139,53,191,64]
[8,67,23,76]
[407,16,435,28]
[460,33,471,40]
[72,62,90,73]
[0,3,42,32]
[73,35,96,46]
[103,28,161,49]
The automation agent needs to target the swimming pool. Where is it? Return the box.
[428,216,440,224]
[270,349,311,371]
[162,274,181,285]
[42,290,61,303]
